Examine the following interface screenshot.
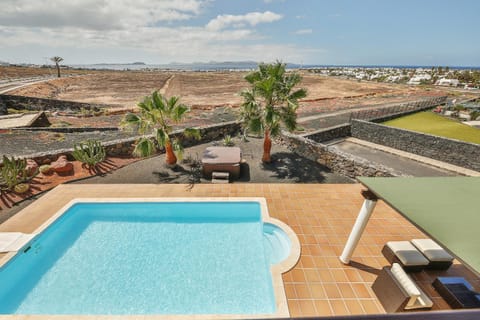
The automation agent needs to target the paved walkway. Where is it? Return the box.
[2,183,477,317]
[329,138,479,177]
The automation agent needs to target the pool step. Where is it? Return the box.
[212,171,229,184]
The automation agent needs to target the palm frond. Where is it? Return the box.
[172,138,184,161]
[155,128,168,147]
[172,103,189,122]
[133,137,156,157]
[248,117,263,134]
[183,127,201,140]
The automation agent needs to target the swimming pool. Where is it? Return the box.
[0,199,299,316]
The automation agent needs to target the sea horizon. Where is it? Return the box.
[66,62,480,72]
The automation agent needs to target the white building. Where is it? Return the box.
[436,78,460,87]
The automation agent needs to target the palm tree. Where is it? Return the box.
[122,91,200,166]
[50,56,63,78]
[240,61,307,163]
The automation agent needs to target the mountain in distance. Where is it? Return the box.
[166,60,302,69]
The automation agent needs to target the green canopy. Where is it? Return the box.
[358,177,480,275]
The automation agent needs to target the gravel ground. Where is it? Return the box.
[0,130,134,157]
[74,136,353,185]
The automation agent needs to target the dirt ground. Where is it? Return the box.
[6,68,447,110]
[0,66,92,79]
[3,66,475,131]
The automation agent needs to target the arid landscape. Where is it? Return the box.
[2,66,461,129]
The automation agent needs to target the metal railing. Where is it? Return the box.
[349,96,448,122]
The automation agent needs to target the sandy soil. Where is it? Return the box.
[0,66,94,79]
[4,66,469,129]
[9,72,173,107]
[7,69,438,107]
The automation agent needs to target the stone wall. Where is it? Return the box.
[0,94,113,113]
[0,96,7,115]
[7,121,242,164]
[351,120,480,171]
[279,131,404,178]
[350,96,448,122]
[11,127,119,133]
[303,124,351,143]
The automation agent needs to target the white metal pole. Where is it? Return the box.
[339,198,377,264]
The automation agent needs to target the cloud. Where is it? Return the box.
[0,0,207,30]
[294,29,313,35]
[206,11,283,31]
[0,1,318,64]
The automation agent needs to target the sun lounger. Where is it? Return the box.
[433,277,480,309]
[411,239,454,270]
[382,241,429,272]
[372,263,433,313]
[0,232,35,253]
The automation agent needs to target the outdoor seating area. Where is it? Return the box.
[340,176,480,316]
[372,263,433,312]
[382,239,453,272]
[1,183,479,317]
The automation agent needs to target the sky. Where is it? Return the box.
[1,0,479,66]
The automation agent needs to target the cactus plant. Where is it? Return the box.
[72,139,106,168]
[0,156,34,192]
[14,183,30,194]
[39,164,53,175]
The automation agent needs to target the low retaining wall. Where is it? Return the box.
[0,94,113,113]
[351,120,480,171]
[303,124,351,143]
[6,121,242,165]
[350,96,448,122]
[279,131,403,178]
[11,127,119,133]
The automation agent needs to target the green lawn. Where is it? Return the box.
[383,111,480,144]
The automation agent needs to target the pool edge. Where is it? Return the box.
[1,196,300,319]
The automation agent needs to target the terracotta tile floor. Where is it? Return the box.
[1,183,478,317]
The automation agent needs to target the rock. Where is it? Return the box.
[42,158,52,165]
[25,159,39,176]
[51,155,74,175]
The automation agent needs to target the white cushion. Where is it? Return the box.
[390,263,433,309]
[411,239,453,262]
[387,241,429,266]
[390,263,420,297]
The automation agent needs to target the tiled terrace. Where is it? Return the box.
[1,183,478,318]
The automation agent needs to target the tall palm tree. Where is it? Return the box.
[122,91,200,166]
[50,56,63,78]
[240,61,307,163]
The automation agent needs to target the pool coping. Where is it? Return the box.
[0,197,301,319]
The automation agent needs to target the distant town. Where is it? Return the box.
[307,66,480,90]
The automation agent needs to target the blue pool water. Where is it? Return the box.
[0,202,290,315]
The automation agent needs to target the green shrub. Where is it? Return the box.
[72,139,106,167]
[223,135,235,146]
[0,156,31,192]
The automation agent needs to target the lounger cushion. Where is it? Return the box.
[390,263,420,298]
[386,241,429,267]
[390,263,433,309]
[411,239,454,262]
